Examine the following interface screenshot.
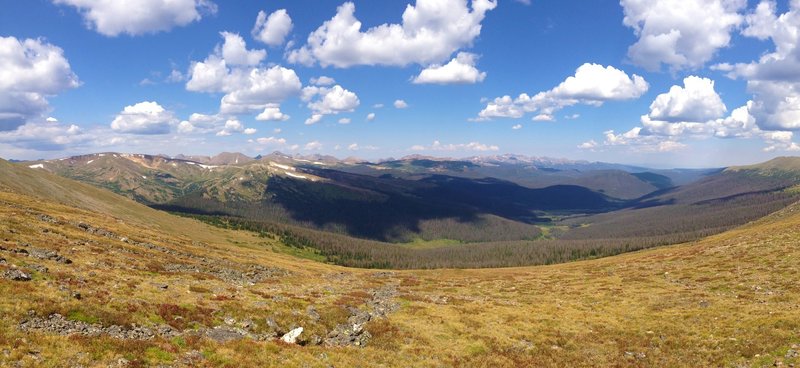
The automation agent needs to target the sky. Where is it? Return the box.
[1,0,799,168]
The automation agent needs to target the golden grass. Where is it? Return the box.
[0,170,799,366]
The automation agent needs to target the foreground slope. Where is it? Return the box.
[1,161,799,367]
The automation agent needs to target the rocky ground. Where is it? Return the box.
[3,208,400,353]
[2,189,800,367]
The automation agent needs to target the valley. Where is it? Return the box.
[22,152,800,268]
[1,156,799,367]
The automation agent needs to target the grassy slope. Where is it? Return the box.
[0,159,269,249]
[1,160,799,367]
[729,156,800,173]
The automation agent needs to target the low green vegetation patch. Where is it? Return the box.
[174,213,758,269]
[67,310,100,324]
[399,238,462,250]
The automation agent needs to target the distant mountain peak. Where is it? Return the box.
[395,154,455,162]
[208,152,254,165]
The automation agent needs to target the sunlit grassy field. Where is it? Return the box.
[1,165,799,367]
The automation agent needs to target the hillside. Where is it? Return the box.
[26,153,626,242]
[728,156,800,177]
[560,168,800,242]
[1,159,799,367]
[334,156,685,200]
[20,153,799,268]
[26,153,289,205]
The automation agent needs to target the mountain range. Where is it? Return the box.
[17,152,799,266]
[2,154,800,366]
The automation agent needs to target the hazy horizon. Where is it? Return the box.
[11,149,794,170]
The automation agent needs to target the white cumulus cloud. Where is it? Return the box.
[177,113,224,134]
[305,114,323,125]
[216,119,244,136]
[477,63,648,121]
[255,136,286,145]
[287,0,497,67]
[219,66,301,115]
[111,101,176,134]
[186,33,301,116]
[578,139,598,149]
[252,9,293,46]
[394,99,409,109]
[0,36,80,131]
[0,119,88,151]
[53,0,217,37]
[586,84,800,153]
[304,140,323,150]
[412,52,486,84]
[310,76,336,86]
[648,76,727,123]
[620,0,745,71]
[255,105,290,121]
[586,77,735,151]
[219,32,266,66]
[301,85,360,123]
[721,1,800,131]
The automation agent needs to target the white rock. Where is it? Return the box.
[281,327,303,344]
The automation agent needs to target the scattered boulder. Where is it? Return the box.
[624,351,646,360]
[325,285,398,347]
[20,313,104,337]
[7,247,28,255]
[165,262,286,285]
[37,214,59,224]
[348,309,371,326]
[106,324,156,340]
[306,306,320,322]
[325,322,371,347]
[25,247,72,264]
[205,326,246,343]
[19,314,175,340]
[3,269,31,281]
[281,327,303,344]
[76,222,117,239]
[266,317,278,329]
[239,319,255,330]
[367,285,399,318]
[29,264,48,274]
[181,350,205,366]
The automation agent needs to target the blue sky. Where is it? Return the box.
[0,0,799,167]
